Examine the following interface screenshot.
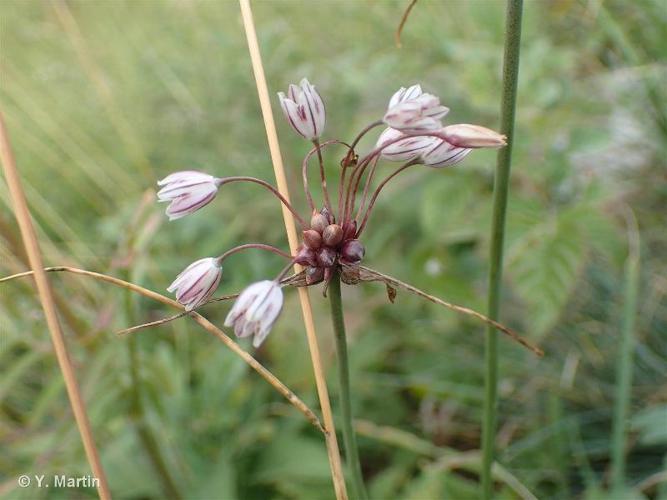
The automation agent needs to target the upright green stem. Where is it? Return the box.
[610,214,640,495]
[329,269,368,500]
[482,1,523,498]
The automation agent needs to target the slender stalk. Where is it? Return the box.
[338,122,382,221]
[238,2,348,497]
[394,0,419,48]
[329,269,368,500]
[0,112,111,499]
[482,1,523,498]
[303,139,349,216]
[219,176,307,228]
[313,139,333,214]
[354,156,380,222]
[343,129,443,222]
[354,265,543,356]
[216,243,292,263]
[356,160,416,235]
[610,210,640,495]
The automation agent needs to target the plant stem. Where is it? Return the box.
[329,269,368,500]
[482,1,523,498]
[610,211,640,495]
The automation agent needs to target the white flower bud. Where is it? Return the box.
[376,127,436,162]
[441,124,507,148]
[421,138,471,168]
[157,171,220,220]
[167,257,222,310]
[384,85,449,134]
[224,280,284,348]
[277,78,326,141]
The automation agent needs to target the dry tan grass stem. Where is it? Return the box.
[238,1,348,498]
[0,112,112,500]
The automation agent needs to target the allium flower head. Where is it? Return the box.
[376,127,436,162]
[278,78,326,141]
[224,280,284,348]
[384,84,449,134]
[167,257,222,311]
[157,171,220,220]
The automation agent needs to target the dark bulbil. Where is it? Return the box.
[340,239,365,264]
[322,224,343,246]
[297,208,366,284]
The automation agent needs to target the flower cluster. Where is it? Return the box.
[158,80,505,347]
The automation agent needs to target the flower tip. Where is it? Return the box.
[252,335,265,349]
[225,280,283,347]
[441,124,507,149]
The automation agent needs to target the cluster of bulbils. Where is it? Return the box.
[158,79,506,348]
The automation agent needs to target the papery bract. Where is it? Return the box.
[278,78,326,141]
[167,257,222,310]
[157,171,220,220]
[224,280,284,348]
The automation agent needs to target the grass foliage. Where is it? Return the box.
[1,0,666,498]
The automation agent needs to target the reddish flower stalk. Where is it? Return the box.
[219,176,308,229]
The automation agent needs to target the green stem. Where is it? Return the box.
[124,275,182,500]
[482,1,523,498]
[329,269,368,500]
[610,217,640,495]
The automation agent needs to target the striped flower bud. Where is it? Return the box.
[421,138,471,168]
[277,78,326,141]
[224,280,284,348]
[441,124,507,148]
[384,85,449,134]
[376,127,436,162]
[167,257,222,310]
[157,171,221,220]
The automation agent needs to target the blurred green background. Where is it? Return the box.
[1,0,666,498]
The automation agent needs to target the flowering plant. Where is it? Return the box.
[157,80,540,497]
[159,82,510,338]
